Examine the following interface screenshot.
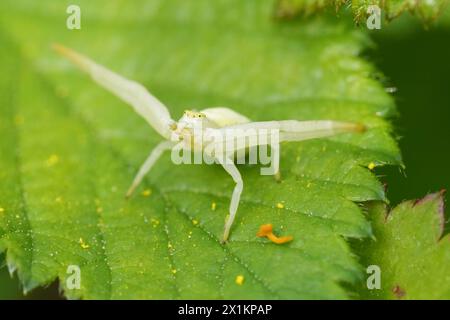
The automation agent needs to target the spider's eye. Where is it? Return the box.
[169,122,177,130]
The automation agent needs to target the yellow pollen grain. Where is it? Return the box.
[211,202,217,211]
[46,154,59,167]
[235,275,244,285]
[368,162,376,170]
[192,219,199,225]
[14,115,24,125]
[0,207,4,213]
[79,238,89,249]
[151,218,160,228]
[171,269,177,274]
[276,202,284,209]
[142,189,152,197]
[56,86,68,98]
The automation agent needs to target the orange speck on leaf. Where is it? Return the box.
[256,224,293,244]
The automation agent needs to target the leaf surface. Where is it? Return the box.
[355,192,450,299]
[0,0,400,299]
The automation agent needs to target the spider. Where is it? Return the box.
[53,44,365,243]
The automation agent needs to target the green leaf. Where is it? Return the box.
[354,192,450,299]
[0,0,401,299]
[275,0,450,23]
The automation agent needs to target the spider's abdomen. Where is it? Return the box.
[201,107,250,128]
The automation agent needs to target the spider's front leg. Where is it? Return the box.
[126,141,175,198]
[215,154,243,243]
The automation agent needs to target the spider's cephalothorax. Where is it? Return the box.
[55,44,365,243]
[170,110,213,150]
[170,108,250,151]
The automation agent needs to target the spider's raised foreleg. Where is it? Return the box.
[53,44,174,139]
[126,141,175,198]
[215,154,243,243]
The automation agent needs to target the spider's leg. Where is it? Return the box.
[215,154,243,243]
[216,119,364,177]
[274,170,281,182]
[53,44,174,139]
[218,120,365,143]
[126,141,174,198]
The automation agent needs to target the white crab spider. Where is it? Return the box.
[53,44,365,243]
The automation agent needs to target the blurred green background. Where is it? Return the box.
[1,11,449,299]
[371,24,450,208]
